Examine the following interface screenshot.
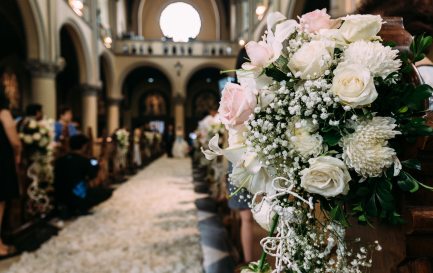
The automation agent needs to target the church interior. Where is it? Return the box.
[0,0,432,273]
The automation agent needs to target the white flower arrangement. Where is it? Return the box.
[203,9,433,273]
[19,118,55,155]
[19,117,55,215]
[115,128,130,151]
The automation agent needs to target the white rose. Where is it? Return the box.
[23,135,33,144]
[288,40,334,79]
[292,132,323,158]
[331,63,378,107]
[300,156,351,198]
[288,118,323,158]
[314,29,348,48]
[339,14,382,42]
[33,133,41,141]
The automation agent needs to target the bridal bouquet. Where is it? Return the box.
[203,9,433,273]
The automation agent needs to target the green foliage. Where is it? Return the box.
[410,34,433,63]
[397,171,420,193]
[329,203,349,227]
[346,177,404,225]
[322,130,342,146]
[401,159,422,171]
[264,64,288,82]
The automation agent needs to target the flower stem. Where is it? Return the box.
[258,213,280,272]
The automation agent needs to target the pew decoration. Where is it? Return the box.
[203,10,433,273]
[19,118,55,216]
[195,114,226,198]
[113,128,130,171]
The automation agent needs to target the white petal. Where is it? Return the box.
[267,12,286,33]
[208,134,222,154]
[223,144,247,164]
[201,147,219,160]
[393,156,402,176]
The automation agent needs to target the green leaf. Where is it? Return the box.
[323,131,342,146]
[365,194,378,217]
[358,214,367,223]
[398,106,409,113]
[401,159,422,171]
[397,171,420,193]
[383,41,397,47]
[355,187,370,197]
[406,84,433,110]
[329,204,349,227]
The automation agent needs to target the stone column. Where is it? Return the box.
[81,84,100,138]
[173,94,185,136]
[28,60,62,119]
[107,97,122,134]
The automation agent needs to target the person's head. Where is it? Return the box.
[59,106,73,122]
[69,134,89,152]
[26,104,43,120]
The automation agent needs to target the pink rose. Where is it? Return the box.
[299,9,337,34]
[218,83,257,127]
[242,41,274,70]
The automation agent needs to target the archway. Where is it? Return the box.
[185,67,226,135]
[121,66,172,132]
[56,25,83,124]
[0,0,31,114]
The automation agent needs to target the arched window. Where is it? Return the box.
[159,2,201,42]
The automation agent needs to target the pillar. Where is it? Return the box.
[28,61,61,119]
[107,98,122,134]
[81,84,100,138]
[173,94,185,136]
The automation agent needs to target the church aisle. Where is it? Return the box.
[4,157,203,273]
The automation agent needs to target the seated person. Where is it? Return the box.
[54,106,78,142]
[54,134,112,218]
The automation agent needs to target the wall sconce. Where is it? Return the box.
[256,5,266,20]
[68,0,84,16]
[103,36,112,48]
[238,39,246,46]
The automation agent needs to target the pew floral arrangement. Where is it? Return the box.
[203,9,433,273]
[197,114,224,146]
[19,118,54,155]
[115,128,130,152]
[19,118,55,215]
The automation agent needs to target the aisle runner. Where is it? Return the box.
[6,157,203,273]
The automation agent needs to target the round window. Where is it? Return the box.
[159,2,201,42]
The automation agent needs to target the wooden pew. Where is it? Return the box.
[346,17,433,273]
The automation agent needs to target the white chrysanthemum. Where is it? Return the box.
[341,40,401,79]
[341,117,401,177]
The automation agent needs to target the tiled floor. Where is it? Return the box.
[195,196,236,273]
